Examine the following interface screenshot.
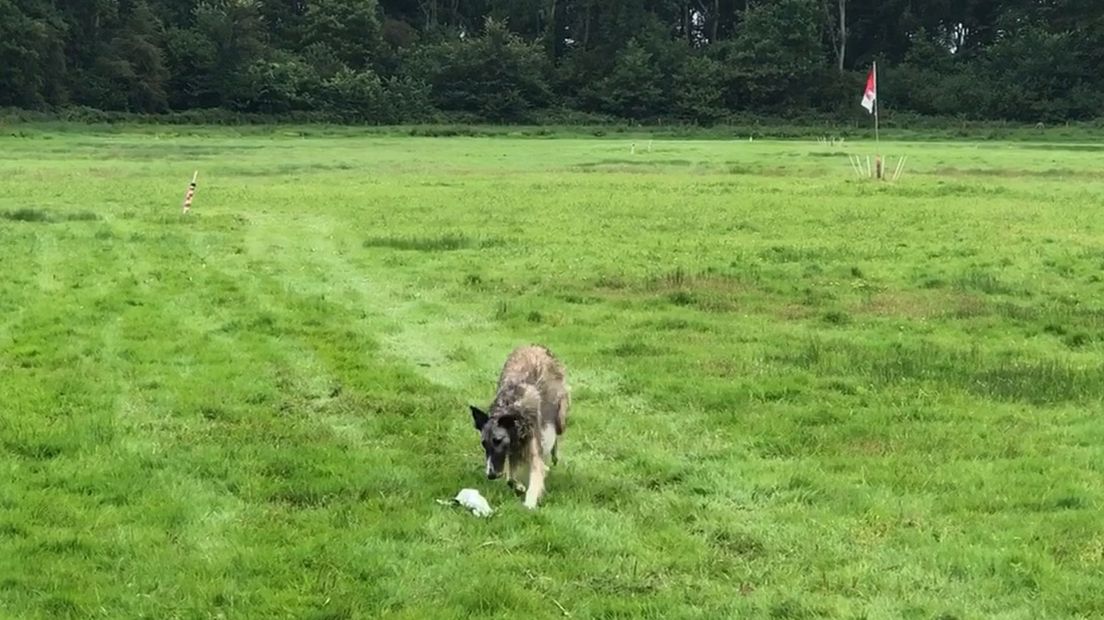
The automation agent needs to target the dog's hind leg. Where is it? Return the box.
[523,438,546,510]
[551,393,568,466]
[540,422,558,467]
[554,389,569,435]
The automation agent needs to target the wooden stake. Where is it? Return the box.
[848,155,862,178]
[182,170,198,214]
[893,156,908,181]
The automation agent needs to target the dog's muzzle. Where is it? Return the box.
[485,457,501,479]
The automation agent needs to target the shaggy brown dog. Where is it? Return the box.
[470,345,570,509]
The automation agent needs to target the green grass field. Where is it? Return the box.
[1,127,1102,619]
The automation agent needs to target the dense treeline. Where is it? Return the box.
[1,0,1101,124]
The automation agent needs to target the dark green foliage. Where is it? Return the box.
[1,0,1102,122]
[586,39,665,120]
[244,54,321,114]
[322,68,388,121]
[713,0,823,111]
[0,0,68,107]
[303,0,382,70]
[674,56,726,124]
[408,17,551,122]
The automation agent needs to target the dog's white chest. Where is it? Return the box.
[540,423,558,458]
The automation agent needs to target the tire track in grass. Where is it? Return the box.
[238,209,669,498]
[234,211,746,526]
[241,212,513,391]
[93,219,255,611]
[133,216,446,614]
[99,311,246,573]
[1,215,261,616]
[238,211,731,469]
[222,213,476,496]
[236,212,688,504]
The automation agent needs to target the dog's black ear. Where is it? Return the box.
[470,406,489,430]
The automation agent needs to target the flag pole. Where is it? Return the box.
[873,61,881,179]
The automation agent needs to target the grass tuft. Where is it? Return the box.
[363,233,500,252]
[0,208,100,222]
[1,208,51,222]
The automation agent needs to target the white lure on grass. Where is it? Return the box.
[437,488,494,517]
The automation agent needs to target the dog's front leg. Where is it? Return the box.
[507,456,526,495]
[523,438,546,510]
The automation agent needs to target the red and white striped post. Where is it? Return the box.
[182,170,198,214]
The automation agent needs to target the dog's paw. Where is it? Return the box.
[523,500,539,510]
[510,481,527,495]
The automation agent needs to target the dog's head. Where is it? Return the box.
[470,405,518,479]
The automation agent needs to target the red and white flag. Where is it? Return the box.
[860,63,877,114]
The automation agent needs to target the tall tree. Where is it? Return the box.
[822,0,845,72]
[304,0,383,70]
[715,0,822,110]
[410,16,551,121]
[0,0,69,107]
[101,0,170,111]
